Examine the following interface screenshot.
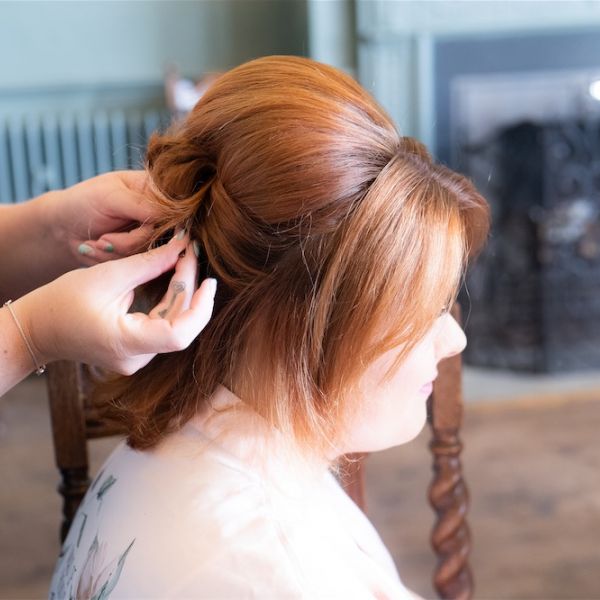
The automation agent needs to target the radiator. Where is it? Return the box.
[0,109,171,204]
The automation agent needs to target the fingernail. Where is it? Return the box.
[192,240,200,258]
[77,243,94,256]
[104,242,114,253]
[207,278,217,297]
[170,227,186,242]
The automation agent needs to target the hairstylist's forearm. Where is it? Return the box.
[0,298,38,396]
[0,191,76,302]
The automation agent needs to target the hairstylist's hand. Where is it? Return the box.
[45,170,160,267]
[1,170,164,301]
[17,234,216,375]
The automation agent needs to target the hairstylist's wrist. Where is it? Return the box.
[14,288,59,369]
[35,189,80,271]
[22,189,59,247]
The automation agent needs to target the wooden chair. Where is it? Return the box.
[45,363,126,543]
[46,303,471,599]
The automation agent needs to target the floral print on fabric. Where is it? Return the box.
[50,473,134,599]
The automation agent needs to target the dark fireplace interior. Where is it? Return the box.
[434,29,600,373]
[458,118,600,372]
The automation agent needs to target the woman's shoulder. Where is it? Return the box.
[80,417,271,525]
[51,384,413,598]
[51,422,308,598]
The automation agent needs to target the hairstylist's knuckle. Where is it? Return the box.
[110,323,134,363]
[167,326,193,352]
[167,333,187,353]
[115,360,137,376]
[108,340,129,367]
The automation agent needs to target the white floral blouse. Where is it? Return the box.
[49,383,413,599]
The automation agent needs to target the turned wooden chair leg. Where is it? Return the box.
[428,303,473,600]
[57,467,91,543]
[46,361,91,543]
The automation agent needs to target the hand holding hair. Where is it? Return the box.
[62,170,160,265]
[126,234,217,357]
[0,170,163,301]
[0,234,217,395]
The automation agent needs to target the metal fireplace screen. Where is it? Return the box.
[458,119,600,372]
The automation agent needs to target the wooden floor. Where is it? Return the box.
[366,394,600,599]
[1,375,600,599]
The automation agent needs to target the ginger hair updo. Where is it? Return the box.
[99,55,490,459]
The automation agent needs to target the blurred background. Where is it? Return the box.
[1,1,600,598]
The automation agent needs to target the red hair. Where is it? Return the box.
[97,56,490,460]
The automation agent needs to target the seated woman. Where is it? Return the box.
[50,55,489,599]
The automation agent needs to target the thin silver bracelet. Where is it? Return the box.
[3,300,46,375]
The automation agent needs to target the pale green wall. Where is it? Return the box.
[355,0,600,147]
[0,0,308,112]
[8,0,600,130]
[0,0,308,88]
[357,0,600,36]
[307,0,356,76]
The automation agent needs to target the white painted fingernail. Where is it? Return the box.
[170,228,186,242]
[207,278,217,297]
[192,240,200,258]
[77,243,94,256]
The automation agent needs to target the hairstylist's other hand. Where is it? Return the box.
[18,235,216,375]
[45,170,160,267]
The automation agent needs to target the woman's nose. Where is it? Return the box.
[435,314,467,361]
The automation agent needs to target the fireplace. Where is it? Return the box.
[451,68,600,372]
[458,117,600,372]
